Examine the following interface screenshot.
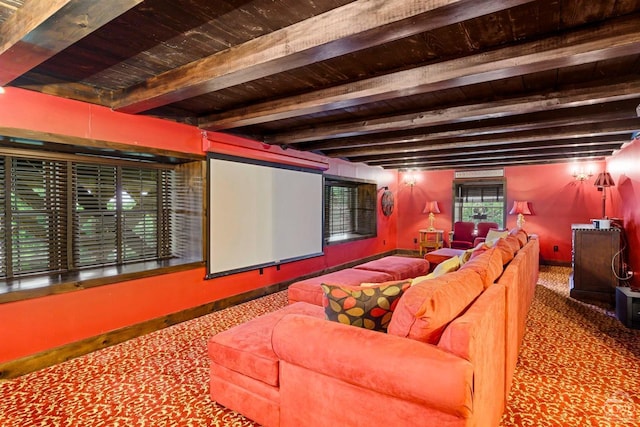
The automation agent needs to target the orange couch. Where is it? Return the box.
[207,236,539,427]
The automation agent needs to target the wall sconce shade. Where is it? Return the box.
[594,172,615,218]
[423,201,440,231]
[509,200,531,229]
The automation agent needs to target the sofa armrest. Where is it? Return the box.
[272,314,473,417]
[473,237,486,247]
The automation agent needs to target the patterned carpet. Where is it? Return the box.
[1,266,639,426]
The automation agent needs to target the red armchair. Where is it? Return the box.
[449,221,475,249]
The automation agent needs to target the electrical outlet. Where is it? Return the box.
[553,245,559,252]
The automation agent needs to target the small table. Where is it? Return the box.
[615,287,640,329]
[419,229,444,255]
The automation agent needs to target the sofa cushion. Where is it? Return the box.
[287,268,394,306]
[322,281,411,332]
[509,228,528,247]
[354,256,429,280]
[459,247,504,289]
[208,302,324,387]
[505,235,521,253]
[494,238,516,265]
[387,269,484,344]
[516,229,528,247]
[470,242,490,259]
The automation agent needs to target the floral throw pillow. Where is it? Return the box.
[321,281,411,332]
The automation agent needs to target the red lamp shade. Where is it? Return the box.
[509,200,531,229]
[422,201,440,214]
[509,201,531,215]
[593,172,615,188]
[593,171,615,218]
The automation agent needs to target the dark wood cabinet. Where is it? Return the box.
[569,227,621,304]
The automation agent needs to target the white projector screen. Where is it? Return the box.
[207,154,324,278]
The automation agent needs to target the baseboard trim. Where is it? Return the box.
[0,249,399,379]
[540,260,571,267]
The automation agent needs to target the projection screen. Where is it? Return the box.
[207,153,324,278]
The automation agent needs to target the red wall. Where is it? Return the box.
[607,138,640,287]
[395,162,607,263]
[0,89,396,363]
[396,169,454,252]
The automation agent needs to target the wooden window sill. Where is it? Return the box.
[0,258,204,304]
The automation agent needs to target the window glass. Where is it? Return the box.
[453,180,506,228]
[10,158,67,275]
[75,163,117,267]
[324,176,376,244]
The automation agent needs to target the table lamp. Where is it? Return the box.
[593,171,615,218]
[423,201,440,231]
[509,200,531,229]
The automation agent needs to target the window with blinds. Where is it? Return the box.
[0,152,202,281]
[324,176,377,244]
[453,180,506,228]
[9,158,68,276]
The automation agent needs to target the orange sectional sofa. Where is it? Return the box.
[207,235,539,427]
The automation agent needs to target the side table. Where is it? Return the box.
[419,229,444,256]
[615,287,640,329]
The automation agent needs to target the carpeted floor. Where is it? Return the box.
[1,266,639,426]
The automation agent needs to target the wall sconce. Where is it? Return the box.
[422,201,440,231]
[509,200,532,229]
[403,171,417,187]
[572,166,593,181]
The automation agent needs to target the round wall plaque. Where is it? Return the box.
[381,189,394,216]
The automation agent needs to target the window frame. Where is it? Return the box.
[0,147,204,302]
[452,178,507,230]
[323,175,377,245]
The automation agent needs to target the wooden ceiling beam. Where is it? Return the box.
[271,80,640,145]
[378,151,613,170]
[111,0,536,113]
[199,14,640,131]
[326,118,640,158]
[0,0,142,85]
[361,139,624,164]
[304,102,638,152]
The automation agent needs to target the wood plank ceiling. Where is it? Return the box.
[1,0,639,170]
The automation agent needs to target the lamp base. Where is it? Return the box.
[428,213,436,231]
[516,213,525,229]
